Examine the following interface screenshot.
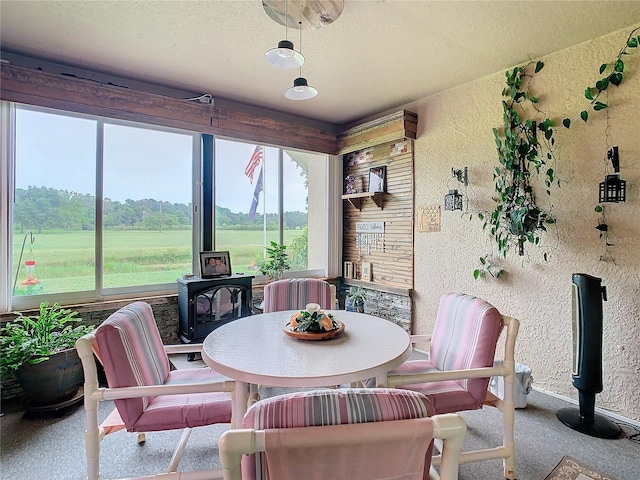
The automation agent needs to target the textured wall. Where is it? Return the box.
[404,25,640,422]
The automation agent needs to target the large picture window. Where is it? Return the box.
[7,105,196,309]
[213,139,327,277]
[2,104,333,311]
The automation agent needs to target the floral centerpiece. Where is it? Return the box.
[289,303,339,333]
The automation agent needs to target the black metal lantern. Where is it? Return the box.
[599,175,626,203]
[444,189,463,211]
[598,146,626,203]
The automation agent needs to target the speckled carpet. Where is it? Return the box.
[2,354,638,479]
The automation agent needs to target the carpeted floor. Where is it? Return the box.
[1,357,638,480]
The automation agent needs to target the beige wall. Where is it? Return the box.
[405,24,640,422]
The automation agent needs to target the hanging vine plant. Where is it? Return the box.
[563,27,639,128]
[473,27,638,277]
[562,26,638,263]
[594,204,615,263]
[478,60,558,262]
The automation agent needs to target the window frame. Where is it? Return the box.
[4,103,200,311]
[1,101,341,312]
[209,136,331,283]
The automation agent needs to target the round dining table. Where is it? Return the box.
[201,309,412,423]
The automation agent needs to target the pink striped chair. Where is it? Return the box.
[372,293,520,479]
[219,388,467,480]
[262,278,335,312]
[75,301,235,480]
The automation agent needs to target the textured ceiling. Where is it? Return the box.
[1,1,640,126]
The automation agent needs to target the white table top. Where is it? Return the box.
[201,310,411,388]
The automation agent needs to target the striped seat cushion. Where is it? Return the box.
[131,368,232,431]
[263,278,333,312]
[241,388,435,479]
[388,359,480,413]
[95,302,171,429]
[389,293,504,413]
[95,301,232,431]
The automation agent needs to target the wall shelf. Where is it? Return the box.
[341,192,386,210]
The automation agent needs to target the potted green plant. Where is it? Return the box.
[345,286,366,313]
[0,301,94,407]
[258,241,290,281]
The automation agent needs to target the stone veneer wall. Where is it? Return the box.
[0,296,179,402]
[340,282,412,333]
[0,281,339,402]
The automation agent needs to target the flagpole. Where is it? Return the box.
[262,150,267,259]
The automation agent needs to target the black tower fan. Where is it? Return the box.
[556,273,621,438]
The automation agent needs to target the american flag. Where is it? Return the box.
[245,146,263,184]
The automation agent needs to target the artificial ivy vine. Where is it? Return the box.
[564,27,638,264]
[594,205,615,263]
[475,27,639,279]
[563,27,640,128]
[478,60,558,264]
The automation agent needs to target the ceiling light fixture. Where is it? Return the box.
[265,0,304,69]
[285,22,318,100]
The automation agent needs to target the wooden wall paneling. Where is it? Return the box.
[342,139,414,290]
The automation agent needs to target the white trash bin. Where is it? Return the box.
[488,361,533,409]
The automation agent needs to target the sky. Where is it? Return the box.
[14,107,310,213]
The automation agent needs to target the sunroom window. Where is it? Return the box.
[1,103,333,311]
[213,139,327,278]
[6,104,197,310]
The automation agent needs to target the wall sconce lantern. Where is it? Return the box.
[444,167,468,211]
[444,190,463,211]
[599,146,626,203]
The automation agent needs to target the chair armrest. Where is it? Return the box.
[386,365,510,388]
[164,343,203,355]
[92,379,235,402]
[219,429,266,480]
[409,334,431,344]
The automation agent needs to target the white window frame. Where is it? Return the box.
[0,101,341,312]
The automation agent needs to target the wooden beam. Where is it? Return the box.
[0,63,338,154]
[1,63,418,155]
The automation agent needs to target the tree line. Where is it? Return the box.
[13,186,307,233]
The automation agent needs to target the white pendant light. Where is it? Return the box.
[265,0,304,69]
[285,76,318,100]
[284,22,318,100]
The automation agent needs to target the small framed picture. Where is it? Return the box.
[368,166,386,193]
[344,261,354,279]
[361,262,372,282]
[199,251,231,278]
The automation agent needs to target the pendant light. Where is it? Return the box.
[285,22,318,100]
[265,0,304,69]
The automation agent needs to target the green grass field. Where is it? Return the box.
[11,229,302,296]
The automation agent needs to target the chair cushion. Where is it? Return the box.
[97,367,234,433]
[263,278,333,312]
[95,302,173,429]
[428,293,503,407]
[241,388,435,479]
[388,359,483,413]
[132,389,232,431]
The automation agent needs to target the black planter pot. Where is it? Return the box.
[16,348,84,407]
